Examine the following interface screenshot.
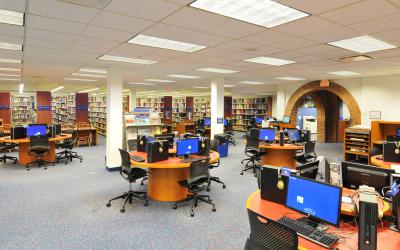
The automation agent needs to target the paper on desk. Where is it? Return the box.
[391,164,400,173]
[341,196,352,204]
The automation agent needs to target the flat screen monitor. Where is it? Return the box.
[397,128,400,137]
[176,138,200,156]
[282,116,290,123]
[204,118,211,127]
[341,161,395,193]
[224,119,227,126]
[286,175,342,227]
[259,129,275,143]
[255,117,263,124]
[287,129,301,142]
[26,124,47,137]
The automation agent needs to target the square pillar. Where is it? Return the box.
[129,89,136,112]
[211,77,224,138]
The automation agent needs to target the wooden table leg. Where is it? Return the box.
[148,168,189,202]
[18,141,56,166]
[260,149,298,169]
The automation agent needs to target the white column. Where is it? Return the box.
[106,68,123,171]
[276,84,286,119]
[129,89,136,112]
[211,77,224,138]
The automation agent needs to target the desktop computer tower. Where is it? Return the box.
[358,191,378,250]
[299,129,311,142]
[11,127,26,139]
[146,140,168,163]
[325,157,341,186]
[383,141,400,163]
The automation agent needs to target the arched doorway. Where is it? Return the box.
[284,81,361,142]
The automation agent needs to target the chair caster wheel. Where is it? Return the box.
[44,167,47,170]
[120,208,125,213]
[222,185,226,189]
[26,168,30,171]
[207,188,210,192]
[190,213,194,217]
[212,207,216,212]
[144,201,148,207]
[172,205,177,209]
[240,172,244,175]
[106,203,111,207]
[140,182,144,186]
[208,198,212,202]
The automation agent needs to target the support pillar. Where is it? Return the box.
[276,84,286,118]
[211,77,224,138]
[106,68,123,171]
[129,89,136,111]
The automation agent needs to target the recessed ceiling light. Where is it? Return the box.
[239,81,265,85]
[0,77,20,81]
[0,73,19,77]
[0,58,21,64]
[19,83,23,93]
[196,67,238,74]
[276,77,306,81]
[98,55,157,65]
[137,90,157,94]
[190,0,308,28]
[145,79,175,83]
[328,71,360,76]
[192,86,210,89]
[335,55,372,63]
[0,67,20,72]
[327,35,396,53]
[64,78,98,82]
[128,34,207,52]
[0,9,24,26]
[51,86,64,93]
[129,82,156,86]
[79,87,100,93]
[224,84,235,87]
[244,56,295,66]
[167,74,201,79]
[72,72,106,78]
[0,42,22,51]
[78,68,107,74]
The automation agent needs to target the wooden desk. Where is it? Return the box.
[130,150,219,202]
[62,127,98,145]
[259,143,304,168]
[0,134,72,165]
[176,123,195,135]
[270,122,295,131]
[247,190,398,250]
[371,154,398,169]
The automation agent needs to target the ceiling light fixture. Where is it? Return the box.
[137,90,157,94]
[128,34,207,52]
[129,82,156,86]
[328,71,360,76]
[0,77,20,81]
[167,74,201,79]
[145,79,175,83]
[327,35,396,53]
[78,68,107,74]
[0,67,20,72]
[0,73,20,77]
[190,0,308,28]
[19,83,24,93]
[244,56,295,66]
[0,58,21,64]
[224,84,235,87]
[51,86,64,93]
[239,81,265,85]
[72,72,106,78]
[79,87,100,93]
[0,42,22,51]
[335,55,372,63]
[196,67,238,74]
[192,86,210,89]
[276,77,306,81]
[64,78,98,82]
[98,55,157,65]
[0,9,24,26]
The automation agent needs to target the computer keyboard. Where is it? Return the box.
[181,157,206,163]
[130,155,145,162]
[277,216,339,249]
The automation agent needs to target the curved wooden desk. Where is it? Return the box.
[371,154,396,169]
[130,151,219,202]
[247,190,397,250]
[0,134,72,165]
[259,143,304,168]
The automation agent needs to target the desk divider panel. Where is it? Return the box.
[36,91,52,124]
[0,92,11,124]
[75,93,89,123]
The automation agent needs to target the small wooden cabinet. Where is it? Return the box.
[344,127,371,164]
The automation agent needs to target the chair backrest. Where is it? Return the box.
[304,141,316,158]
[246,129,260,149]
[210,139,218,151]
[118,148,132,173]
[29,135,50,150]
[76,122,90,137]
[246,209,298,250]
[188,158,210,184]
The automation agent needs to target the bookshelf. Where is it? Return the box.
[173,97,186,124]
[232,97,270,131]
[52,96,68,123]
[123,95,129,112]
[193,97,211,121]
[136,97,164,114]
[344,126,371,164]
[89,95,107,135]
[66,94,76,125]
[11,95,35,125]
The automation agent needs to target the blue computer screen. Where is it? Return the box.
[288,129,301,142]
[176,138,199,156]
[26,124,47,137]
[286,176,341,226]
[224,119,227,126]
[204,118,211,126]
[397,128,400,137]
[255,117,263,124]
[259,129,275,142]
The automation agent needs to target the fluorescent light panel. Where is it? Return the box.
[64,78,98,82]
[328,35,396,53]
[192,86,210,89]
[244,56,295,66]
[0,58,21,64]
[79,87,100,93]
[167,74,201,79]
[190,0,308,28]
[0,67,20,72]
[328,71,360,76]
[0,73,19,77]
[276,77,305,81]
[129,82,156,86]
[128,34,206,52]
[78,68,107,74]
[51,86,64,93]
[145,79,175,83]
[0,77,20,81]
[224,84,235,87]
[98,55,157,65]
[196,67,238,74]
[19,83,23,93]
[240,81,265,85]
[72,72,106,78]
[0,9,24,26]
[0,42,22,51]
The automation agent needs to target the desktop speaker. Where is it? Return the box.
[197,137,210,157]
[146,140,168,163]
[279,131,284,146]
[358,190,378,250]
[11,127,26,140]
[137,135,147,152]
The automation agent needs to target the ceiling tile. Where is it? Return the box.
[374,28,400,42]
[213,40,280,55]
[320,0,399,25]
[0,23,24,37]
[274,0,361,14]
[0,49,23,60]
[291,44,342,56]
[81,25,133,42]
[73,36,121,49]
[0,34,24,44]
[25,27,77,43]
[68,44,110,54]
[105,0,182,22]
[306,26,361,43]
[350,14,400,34]
[25,37,71,50]
[240,30,295,46]
[206,19,264,39]
[272,16,340,37]
[141,23,196,41]
[90,11,153,33]
[29,0,99,23]
[269,37,318,50]
[0,0,26,12]
[113,43,157,54]
[182,33,229,47]
[27,15,86,35]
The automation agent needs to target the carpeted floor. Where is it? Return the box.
[0,134,342,250]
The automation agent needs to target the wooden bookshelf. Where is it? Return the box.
[11,95,34,125]
[52,96,68,123]
[344,126,371,164]
[136,97,164,114]
[89,95,107,135]
[371,120,400,145]
[232,97,270,131]
[193,97,210,121]
[123,95,129,112]
[66,94,76,125]
[173,97,186,124]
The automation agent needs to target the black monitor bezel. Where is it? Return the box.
[285,175,342,227]
[287,128,301,142]
[176,137,200,156]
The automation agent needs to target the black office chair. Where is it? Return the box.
[245,209,298,250]
[249,117,258,129]
[0,131,17,164]
[196,118,205,130]
[295,140,317,164]
[56,130,83,164]
[241,128,264,176]
[173,158,216,217]
[207,139,226,190]
[106,149,148,213]
[195,128,206,137]
[182,133,195,139]
[27,135,54,170]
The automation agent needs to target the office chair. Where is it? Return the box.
[295,141,317,164]
[56,130,83,164]
[245,209,298,250]
[106,149,148,213]
[195,128,206,137]
[182,133,195,139]
[249,117,257,129]
[173,158,216,217]
[0,131,17,164]
[241,128,264,176]
[27,135,54,171]
[207,139,226,190]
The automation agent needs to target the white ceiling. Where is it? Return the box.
[0,0,399,95]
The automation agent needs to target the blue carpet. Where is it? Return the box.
[0,135,342,249]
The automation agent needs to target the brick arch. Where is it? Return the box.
[284,81,361,126]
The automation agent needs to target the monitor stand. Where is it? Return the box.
[183,154,190,159]
[297,217,329,231]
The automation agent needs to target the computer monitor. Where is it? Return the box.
[155,133,175,149]
[204,118,211,127]
[397,128,400,138]
[287,128,301,143]
[282,116,290,123]
[26,124,47,137]
[286,175,342,227]
[224,119,227,126]
[176,138,200,157]
[255,117,263,124]
[341,161,395,193]
[259,129,275,143]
